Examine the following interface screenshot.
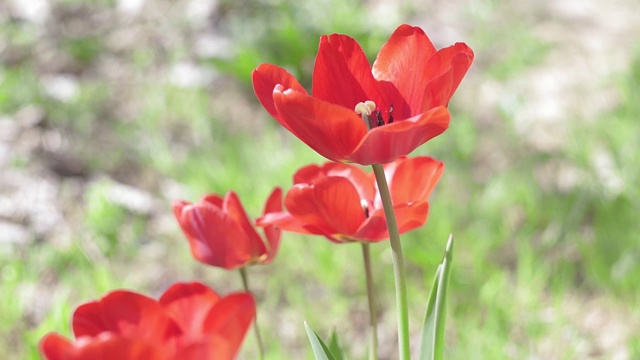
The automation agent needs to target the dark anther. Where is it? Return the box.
[370,104,394,127]
[376,111,385,127]
[364,207,370,218]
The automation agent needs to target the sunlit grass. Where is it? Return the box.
[2,0,639,358]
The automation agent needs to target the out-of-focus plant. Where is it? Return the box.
[207,0,394,88]
[40,282,255,360]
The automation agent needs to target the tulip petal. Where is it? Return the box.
[257,211,309,233]
[159,282,221,338]
[312,34,385,110]
[352,201,430,241]
[223,191,268,260]
[346,106,450,165]
[273,88,367,162]
[40,333,163,360]
[284,184,337,235]
[313,176,366,235]
[372,25,438,118]
[257,211,343,243]
[202,293,255,360]
[200,194,224,208]
[252,63,308,123]
[174,201,255,269]
[352,210,390,241]
[393,201,430,234]
[385,157,444,206]
[172,200,190,225]
[321,162,376,201]
[293,162,375,201]
[40,333,74,360]
[261,187,283,264]
[72,291,181,341]
[293,163,324,184]
[175,340,216,360]
[423,42,475,108]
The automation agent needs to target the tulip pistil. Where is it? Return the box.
[375,104,394,126]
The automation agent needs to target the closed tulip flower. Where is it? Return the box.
[172,188,282,270]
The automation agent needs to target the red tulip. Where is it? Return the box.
[39,333,165,360]
[252,24,473,165]
[257,156,444,243]
[40,282,255,360]
[172,188,282,270]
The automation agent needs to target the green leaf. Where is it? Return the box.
[328,329,345,360]
[418,234,454,360]
[304,321,337,360]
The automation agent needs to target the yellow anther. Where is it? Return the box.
[354,100,377,116]
[364,100,376,113]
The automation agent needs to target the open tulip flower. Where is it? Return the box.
[253,24,473,165]
[40,282,255,360]
[258,156,444,243]
[173,188,282,270]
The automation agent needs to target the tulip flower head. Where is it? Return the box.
[40,282,255,360]
[253,24,474,165]
[258,156,444,243]
[173,188,282,270]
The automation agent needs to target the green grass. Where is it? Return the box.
[2,0,640,359]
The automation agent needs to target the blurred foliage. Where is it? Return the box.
[1,0,639,359]
[0,66,41,112]
[208,0,394,88]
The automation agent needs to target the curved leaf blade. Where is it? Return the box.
[328,329,345,360]
[304,321,337,360]
[418,234,454,360]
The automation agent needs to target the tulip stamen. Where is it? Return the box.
[376,111,385,127]
[360,199,370,219]
[356,101,395,128]
[375,104,394,126]
[354,101,376,116]
[355,101,378,130]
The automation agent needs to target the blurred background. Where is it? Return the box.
[1,0,639,358]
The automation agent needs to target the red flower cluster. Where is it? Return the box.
[253,24,473,165]
[40,282,255,360]
[39,23,471,360]
[258,156,444,243]
[173,188,282,269]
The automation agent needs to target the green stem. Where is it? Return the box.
[361,243,379,360]
[371,163,410,360]
[239,267,265,360]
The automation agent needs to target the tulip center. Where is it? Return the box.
[355,101,394,129]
